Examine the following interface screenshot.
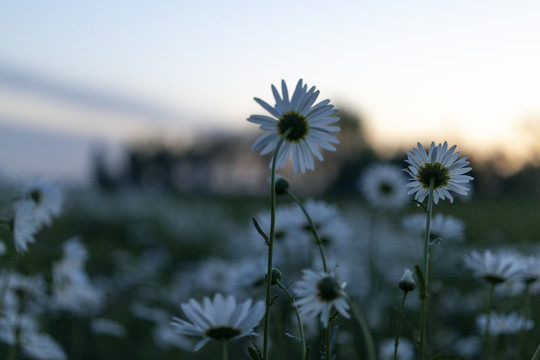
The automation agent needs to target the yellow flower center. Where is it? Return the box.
[205,326,241,340]
[277,111,309,141]
[317,276,341,302]
[417,162,449,189]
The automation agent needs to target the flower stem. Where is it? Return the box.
[418,177,434,360]
[325,324,331,360]
[394,291,408,360]
[222,340,228,360]
[483,282,496,359]
[286,190,328,272]
[263,129,292,360]
[276,280,306,359]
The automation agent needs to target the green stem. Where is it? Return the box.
[263,129,292,360]
[418,178,434,360]
[286,190,328,272]
[484,282,496,359]
[394,291,408,360]
[276,281,306,359]
[348,296,377,360]
[325,324,331,360]
[222,340,228,360]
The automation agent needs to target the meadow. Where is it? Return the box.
[1,180,538,359]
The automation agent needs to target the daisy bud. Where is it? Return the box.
[274,176,290,195]
[399,268,416,292]
[265,268,282,285]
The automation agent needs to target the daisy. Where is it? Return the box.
[402,213,465,242]
[24,178,64,228]
[404,142,473,204]
[247,79,340,173]
[476,312,534,336]
[358,163,409,210]
[294,269,350,328]
[170,294,264,351]
[464,250,522,284]
[12,199,38,253]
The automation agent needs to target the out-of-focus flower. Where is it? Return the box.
[379,337,415,360]
[90,318,126,337]
[403,213,465,242]
[476,312,534,335]
[12,199,38,253]
[464,250,522,284]
[248,79,340,173]
[404,142,473,204]
[170,294,264,351]
[358,163,409,210]
[51,237,104,315]
[24,178,63,228]
[294,269,350,328]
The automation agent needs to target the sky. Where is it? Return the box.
[1,1,540,180]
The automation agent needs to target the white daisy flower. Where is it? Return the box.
[476,312,534,336]
[464,250,523,284]
[404,142,473,204]
[294,269,350,328]
[358,163,409,210]
[12,199,38,253]
[170,294,264,351]
[248,79,340,173]
[24,178,64,228]
[402,213,465,242]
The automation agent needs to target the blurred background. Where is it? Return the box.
[1,0,540,196]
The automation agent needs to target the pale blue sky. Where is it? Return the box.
[1,1,540,178]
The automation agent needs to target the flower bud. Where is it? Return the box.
[399,268,416,292]
[274,176,290,195]
[265,268,282,285]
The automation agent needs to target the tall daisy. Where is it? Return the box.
[247,79,340,173]
[404,142,473,204]
[294,269,350,328]
[170,294,264,351]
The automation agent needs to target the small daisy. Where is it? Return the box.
[12,199,38,253]
[402,213,465,242]
[358,163,409,210]
[404,142,473,204]
[464,250,522,284]
[24,178,64,228]
[294,269,350,328]
[248,79,340,173]
[476,312,534,336]
[170,294,264,351]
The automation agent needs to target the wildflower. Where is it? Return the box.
[248,79,340,173]
[399,268,416,292]
[358,163,409,210]
[51,238,104,315]
[404,142,473,204]
[170,294,264,351]
[12,199,38,253]
[402,213,465,242]
[23,178,63,228]
[476,312,534,336]
[464,250,522,284]
[294,269,350,328]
